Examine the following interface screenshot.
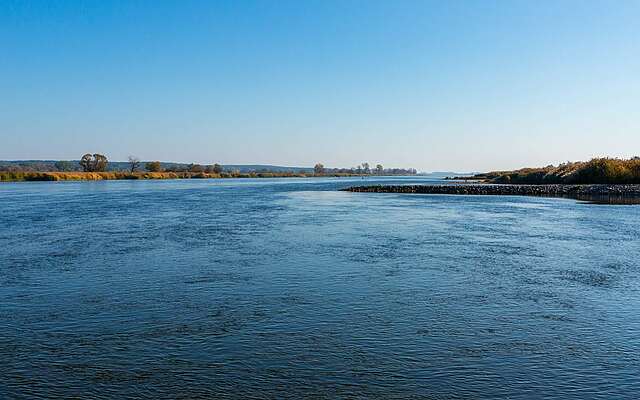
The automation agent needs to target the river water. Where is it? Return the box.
[1,177,639,399]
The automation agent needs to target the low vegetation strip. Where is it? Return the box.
[0,171,208,182]
[0,171,310,182]
[0,170,380,182]
[343,184,640,197]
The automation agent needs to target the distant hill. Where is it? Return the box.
[418,171,479,178]
[222,164,313,173]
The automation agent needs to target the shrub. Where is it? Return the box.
[483,157,640,184]
[145,161,162,172]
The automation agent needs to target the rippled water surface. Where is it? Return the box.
[1,177,639,399]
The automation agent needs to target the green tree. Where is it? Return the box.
[145,161,162,172]
[314,163,325,175]
[79,153,108,172]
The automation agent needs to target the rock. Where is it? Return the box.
[341,184,640,202]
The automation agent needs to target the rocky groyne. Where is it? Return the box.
[342,184,640,202]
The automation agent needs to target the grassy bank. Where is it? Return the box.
[0,170,365,182]
[455,158,640,185]
[0,171,215,182]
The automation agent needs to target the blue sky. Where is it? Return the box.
[1,0,639,171]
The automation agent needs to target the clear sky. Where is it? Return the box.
[2,0,639,172]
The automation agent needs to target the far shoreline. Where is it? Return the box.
[0,171,406,183]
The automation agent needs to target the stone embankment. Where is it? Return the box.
[342,184,640,197]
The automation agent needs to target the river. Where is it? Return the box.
[1,177,639,398]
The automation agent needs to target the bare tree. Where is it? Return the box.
[79,153,108,172]
[128,156,141,173]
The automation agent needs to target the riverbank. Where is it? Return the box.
[448,158,640,184]
[343,184,640,200]
[0,171,371,182]
[0,171,229,182]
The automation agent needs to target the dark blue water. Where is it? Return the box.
[1,177,639,399]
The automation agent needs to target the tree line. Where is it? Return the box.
[313,162,417,176]
[0,154,226,174]
[0,154,417,176]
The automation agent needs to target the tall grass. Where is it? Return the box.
[2,169,380,182]
[1,171,233,182]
